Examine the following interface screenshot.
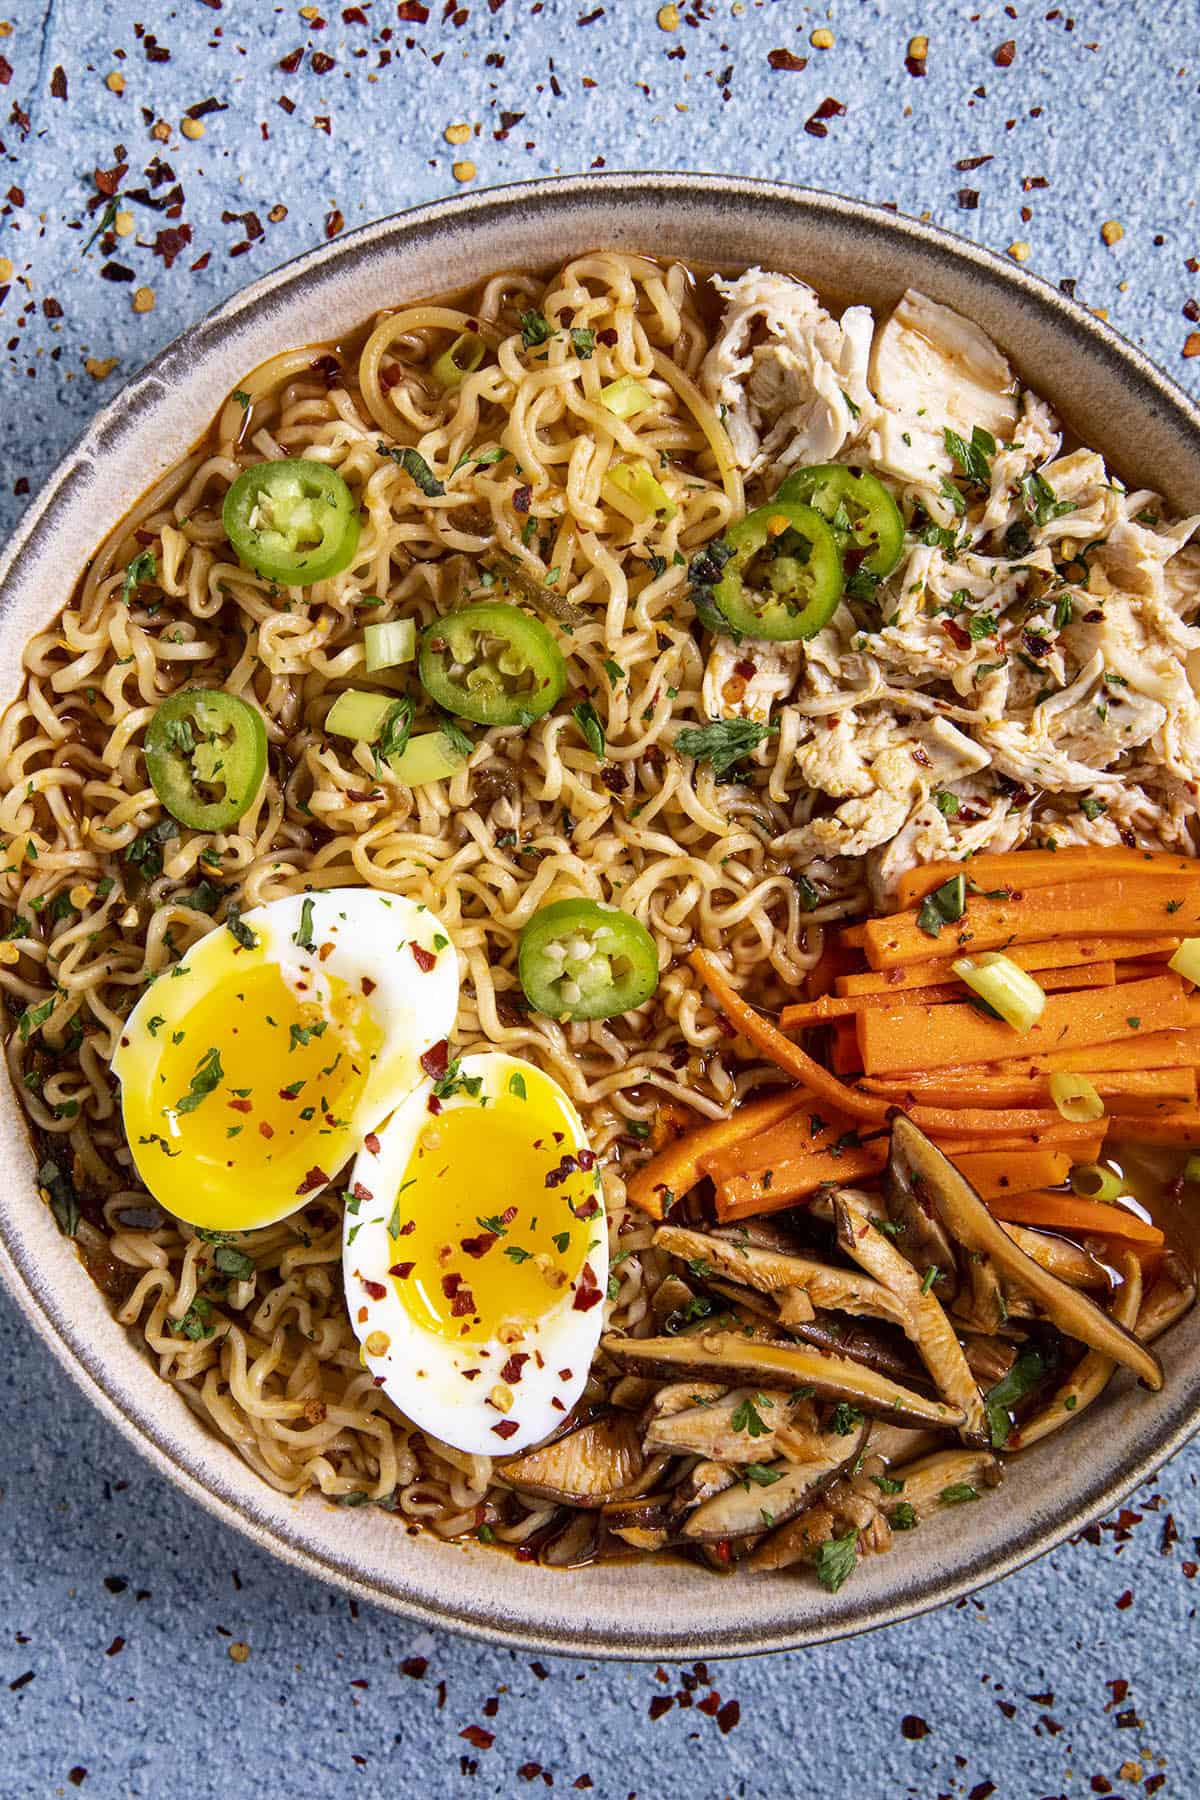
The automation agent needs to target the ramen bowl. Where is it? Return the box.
[1,173,1198,1659]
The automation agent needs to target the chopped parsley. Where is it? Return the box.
[813,1528,858,1593]
[675,717,778,778]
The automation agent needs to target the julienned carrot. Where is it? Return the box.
[857,974,1191,1077]
[905,1105,1104,1140]
[689,949,890,1125]
[985,1190,1165,1245]
[648,1099,695,1152]
[714,1142,888,1222]
[953,1148,1074,1194]
[625,1086,807,1220]
[804,938,856,1001]
[861,878,1200,969]
[860,1068,1197,1111]
[835,940,1172,996]
[935,1129,1105,1159]
[782,961,1115,1028]
[1106,1110,1200,1146]
[700,1103,864,1184]
[943,1021,1200,1078]
[893,847,1197,910]
[830,1018,861,1074]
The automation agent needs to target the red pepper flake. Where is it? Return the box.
[804,95,846,137]
[8,1670,33,1691]
[279,46,304,72]
[325,208,345,239]
[942,617,972,650]
[364,1132,381,1156]
[573,1781,593,1792]
[500,1352,530,1384]
[957,154,994,171]
[697,1691,721,1716]
[143,32,171,61]
[648,1695,673,1720]
[401,1655,428,1678]
[994,38,1016,65]
[361,976,377,996]
[571,1193,600,1222]
[572,1262,603,1312]
[396,1218,415,1236]
[360,1275,387,1300]
[901,1715,931,1740]
[576,1148,596,1172]
[94,162,129,198]
[105,1636,125,1656]
[1115,1588,1134,1610]
[228,1097,252,1114]
[716,1698,740,1735]
[258,1121,274,1139]
[388,1262,415,1279]
[50,66,68,101]
[518,1766,543,1783]
[311,50,337,73]
[459,1725,494,1750]
[411,942,437,974]
[351,1181,373,1203]
[491,1419,519,1439]
[968,1785,996,1800]
[397,0,429,17]
[0,57,12,86]
[512,484,532,514]
[421,1038,449,1079]
[460,1232,497,1259]
[343,5,369,19]
[767,48,807,71]
[958,189,980,210]
[296,1166,329,1195]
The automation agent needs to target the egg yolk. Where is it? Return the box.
[386,1089,601,1343]
[121,961,384,1230]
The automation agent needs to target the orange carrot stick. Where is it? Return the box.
[625,1086,807,1220]
[941,1021,1200,1077]
[700,1104,863,1184]
[714,1142,889,1222]
[1105,1110,1200,1146]
[935,1128,1105,1158]
[830,1017,862,1074]
[782,960,1115,1028]
[835,936,1179,995]
[689,949,890,1125]
[985,1191,1165,1245]
[860,1068,1197,1112]
[894,848,1197,910]
[857,974,1191,1076]
[953,1148,1074,1195]
[861,878,1200,969]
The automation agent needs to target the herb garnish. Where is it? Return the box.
[675,718,779,777]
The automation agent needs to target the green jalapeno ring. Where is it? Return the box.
[144,689,268,832]
[711,499,845,642]
[518,898,660,1022]
[222,458,361,586]
[775,463,905,578]
[418,601,567,728]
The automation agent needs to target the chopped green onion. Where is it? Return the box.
[951,952,1046,1033]
[432,332,485,390]
[598,375,653,420]
[1070,1162,1125,1203]
[1168,938,1200,984]
[389,730,469,787]
[325,688,398,742]
[1048,1072,1105,1123]
[602,461,676,524]
[363,617,416,672]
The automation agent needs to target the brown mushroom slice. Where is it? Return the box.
[882,1446,1003,1519]
[645,1386,824,1465]
[666,1459,738,1519]
[746,1455,886,1573]
[1001,1223,1109,1290]
[787,1311,927,1384]
[713,1218,806,1254]
[1012,1253,1143,1450]
[864,1421,941,1465]
[1136,1260,1197,1342]
[706,1277,789,1326]
[649,1273,699,1332]
[601,1491,674,1552]
[960,1332,1019,1388]
[600,1331,967,1431]
[641,1380,726,1424]
[679,1426,865,1543]
[655,1224,908,1327]
[885,1123,960,1302]
[834,1188,988,1446]
[610,1374,663,1413]
[889,1115,1163,1390]
[539,1510,601,1568]
[497,1411,649,1507]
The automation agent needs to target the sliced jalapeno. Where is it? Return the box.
[418,602,567,728]
[775,463,905,578]
[519,899,659,1021]
[222,458,360,586]
[710,499,844,641]
[144,689,268,831]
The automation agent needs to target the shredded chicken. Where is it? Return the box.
[697,274,1200,894]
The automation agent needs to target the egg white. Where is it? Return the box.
[342,1051,609,1455]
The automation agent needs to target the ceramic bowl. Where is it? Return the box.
[1,174,1197,1659]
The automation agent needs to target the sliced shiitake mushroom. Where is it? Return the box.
[654,1224,908,1329]
[599,1330,966,1432]
[496,1411,655,1507]
[1012,1252,1142,1450]
[888,1116,1162,1390]
[1000,1222,1109,1291]
[644,1386,822,1465]
[679,1426,866,1543]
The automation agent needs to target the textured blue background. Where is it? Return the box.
[2,1,1199,1795]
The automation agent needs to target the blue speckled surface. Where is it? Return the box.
[2,1,1199,1794]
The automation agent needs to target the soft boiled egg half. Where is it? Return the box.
[343,1050,608,1454]
[113,889,458,1231]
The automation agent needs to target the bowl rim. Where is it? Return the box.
[2,170,1198,1660]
